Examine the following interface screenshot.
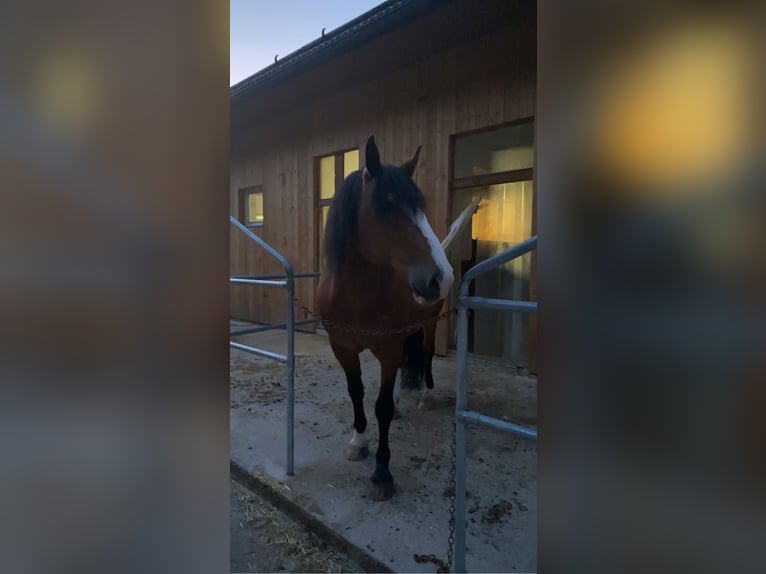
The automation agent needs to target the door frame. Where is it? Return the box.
[443,116,537,372]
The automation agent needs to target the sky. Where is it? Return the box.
[230,0,383,86]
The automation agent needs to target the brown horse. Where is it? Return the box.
[316,135,453,501]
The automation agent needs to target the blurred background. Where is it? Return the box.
[538,1,765,572]
[0,2,229,573]
[0,0,763,572]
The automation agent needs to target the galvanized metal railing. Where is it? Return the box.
[453,235,538,572]
[229,216,320,476]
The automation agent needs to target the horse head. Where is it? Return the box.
[356,135,454,305]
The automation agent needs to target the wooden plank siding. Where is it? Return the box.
[230,0,536,355]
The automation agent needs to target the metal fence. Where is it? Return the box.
[230,215,538,559]
[453,235,538,572]
[229,216,320,476]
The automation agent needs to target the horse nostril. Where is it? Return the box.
[410,269,443,302]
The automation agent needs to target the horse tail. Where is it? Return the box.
[401,327,425,389]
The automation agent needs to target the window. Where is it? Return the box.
[448,119,535,365]
[316,148,359,270]
[239,186,264,227]
[452,120,534,184]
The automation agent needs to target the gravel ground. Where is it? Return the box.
[231,478,364,573]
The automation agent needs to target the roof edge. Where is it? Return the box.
[230,0,442,102]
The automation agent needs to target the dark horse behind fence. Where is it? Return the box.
[316,135,453,501]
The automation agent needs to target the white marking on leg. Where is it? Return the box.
[418,386,435,410]
[414,210,454,298]
[394,369,401,406]
[349,430,368,449]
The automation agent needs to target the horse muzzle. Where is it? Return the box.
[409,269,444,305]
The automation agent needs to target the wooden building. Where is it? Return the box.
[230,0,537,370]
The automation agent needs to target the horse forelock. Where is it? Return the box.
[370,164,425,217]
[323,164,427,272]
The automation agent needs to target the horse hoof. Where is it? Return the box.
[418,394,435,410]
[370,464,394,500]
[344,445,369,461]
[370,480,395,501]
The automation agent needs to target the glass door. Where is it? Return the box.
[448,119,535,366]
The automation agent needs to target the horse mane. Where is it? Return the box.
[323,164,426,272]
[324,170,362,272]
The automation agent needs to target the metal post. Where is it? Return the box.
[285,268,295,476]
[230,216,300,477]
[452,235,538,572]
[454,300,469,573]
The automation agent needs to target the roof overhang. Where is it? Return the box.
[230,0,445,105]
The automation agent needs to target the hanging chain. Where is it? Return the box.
[412,418,457,573]
[413,553,450,572]
[292,295,456,338]
[446,416,457,572]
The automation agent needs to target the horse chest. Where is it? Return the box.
[341,279,411,316]
[317,269,427,339]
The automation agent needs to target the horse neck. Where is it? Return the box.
[326,231,405,296]
[326,185,401,286]
[336,249,393,283]
[346,221,396,274]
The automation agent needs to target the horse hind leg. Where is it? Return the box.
[401,328,424,390]
[417,354,436,411]
[418,323,437,411]
[393,369,402,419]
[330,339,369,461]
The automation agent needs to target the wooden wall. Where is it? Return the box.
[230,0,536,354]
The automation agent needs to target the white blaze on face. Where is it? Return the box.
[414,210,455,299]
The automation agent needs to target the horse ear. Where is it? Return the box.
[400,145,422,178]
[365,135,381,179]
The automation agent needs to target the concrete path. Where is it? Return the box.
[230,323,537,573]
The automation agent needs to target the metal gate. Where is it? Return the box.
[453,235,538,572]
[229,216,319,475]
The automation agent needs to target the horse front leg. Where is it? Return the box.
[370,348,400,501]
[329,339,368,461]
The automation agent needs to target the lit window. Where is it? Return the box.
[343,150,359,177]
[244,187,264,226]
[316,148,359,270]
[319,156,335,200]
